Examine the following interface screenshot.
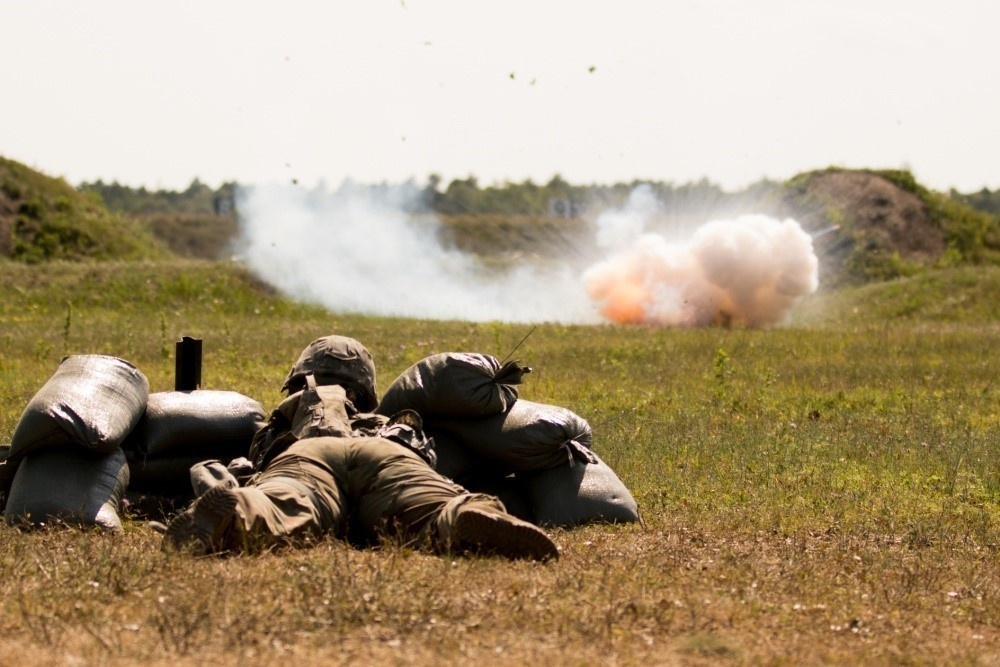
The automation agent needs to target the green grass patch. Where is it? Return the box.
[0,260,997,664]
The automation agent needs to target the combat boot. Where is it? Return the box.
[451,506,559,561]
[162,485,240,556]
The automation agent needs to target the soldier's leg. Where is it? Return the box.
[189,459,239,497]
[163,453,346,555]
[353,440,558,561]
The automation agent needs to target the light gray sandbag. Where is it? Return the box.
[522,451,638,527]
[376,352,530,419]
[122,390,265,497]
[3,447,130,532]
[9,355,149,461]
[432,399,594,475]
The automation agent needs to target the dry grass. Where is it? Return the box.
[0,516,996,665]
[1,260,998,664]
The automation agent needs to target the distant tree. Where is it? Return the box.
[422,173,443,210]
[953,187,1000,216]
[438,176,481,215]
[79,179,236,217]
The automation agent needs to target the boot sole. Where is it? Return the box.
[453,508,559,562]
[162,485,239,555]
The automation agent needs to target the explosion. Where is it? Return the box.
[234,182,818,327]
[583,189,819,327]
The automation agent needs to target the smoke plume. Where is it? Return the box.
[234,182,818,327]
[233,183,597,323]
[583,186,819,326]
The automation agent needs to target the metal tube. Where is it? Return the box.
[175,336,202,391]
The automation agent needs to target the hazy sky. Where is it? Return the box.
[2,0,997,192]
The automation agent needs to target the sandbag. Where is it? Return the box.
[127,454,216,497]
[425,428,493,485]
[464,474,534,523]
[432,399,593,474]
[522,451,639,527]
[9,355,148,461]
[121,390,265,497]
[122,390,266,461]
[376,353,529,419]
[3,448,130,532]
[131,456,255,499]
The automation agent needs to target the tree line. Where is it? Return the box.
[951,187,1000,216]
[80,175,1000,221]
[79,174,781,219]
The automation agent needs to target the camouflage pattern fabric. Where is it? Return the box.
[280,335,378,411]
[226,435,505,551]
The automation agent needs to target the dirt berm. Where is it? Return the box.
[777,169,950,285]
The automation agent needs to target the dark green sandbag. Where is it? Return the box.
[521,451,639,527]
[425,429,491,486]
[431,399,593,475]
[122,390,266,497]
[126,455,211,498]
[425,429,532,518]
[9,355,149,461]
[3,448,130,532]
[464,474,534,523]
[376,352,529,419]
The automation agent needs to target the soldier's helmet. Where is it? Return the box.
[281,335,378,411]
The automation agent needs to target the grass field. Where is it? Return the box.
[0,259,998,665]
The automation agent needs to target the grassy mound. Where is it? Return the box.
[0,157,169,263]
[794,264,1000,326]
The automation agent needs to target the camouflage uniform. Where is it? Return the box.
[164,336,558,561]
[280,335,379,410]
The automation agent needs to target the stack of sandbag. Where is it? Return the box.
[121,389,267,501]
[376,352,526,484]
[1,355,147,532]
[376,352,639,528]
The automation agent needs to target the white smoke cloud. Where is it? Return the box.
[233,183,599,323]
[583,186,819,326]
[234,182,818,327]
